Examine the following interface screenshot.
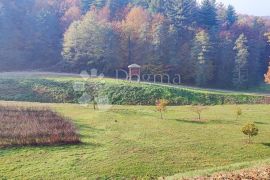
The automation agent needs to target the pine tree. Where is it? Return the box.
[81,0,96,12]
[192,30,214,86]
[148,0,166,13]
[233,34,249,89]
[216,3,226,26]
[226,5,237,27]
[164,0,197,29]
[92,0,107,9]
[199,0,218,29]
[105,0,130,19]
[216,32,234,88]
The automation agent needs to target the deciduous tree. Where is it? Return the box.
[192,30,214,86]
[233,33,249,89]
[265,63,270,84]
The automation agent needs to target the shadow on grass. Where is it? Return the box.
[110,108,155,117]
[173,119,238,125]
[262,143,270,147]
[208,119,238,125]
[254,121,269,125]
[78,124,105,132]
[173,119,206,124]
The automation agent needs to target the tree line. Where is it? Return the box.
[0,0,270,89]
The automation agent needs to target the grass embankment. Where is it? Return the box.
[0,74,267,105]
[1,102,270,179]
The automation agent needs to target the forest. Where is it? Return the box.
[0,0,270,89]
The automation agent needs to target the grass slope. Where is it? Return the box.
[1,101,270,179]
[0,72,268,105]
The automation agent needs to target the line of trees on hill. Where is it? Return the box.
[0,0,270,89]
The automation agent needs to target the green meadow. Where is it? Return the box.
[1,101,270,179]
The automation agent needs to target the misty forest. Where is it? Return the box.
[1,0,270,89]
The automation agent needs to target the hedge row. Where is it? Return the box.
[0,78,266,105]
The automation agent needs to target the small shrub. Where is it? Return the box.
[156,99,169,119]
[242,123,259,143]
[190,105,208,121]
[236,107,242,120]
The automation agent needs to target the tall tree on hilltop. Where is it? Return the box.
[146,14,167,74]
[93,0,106,9]
[199,0,218,29]
[226,5,237,27]
[62,8,119,72]
[120,7,152,66]
[216,3,226,27]
[105,0,131,20]
[233,33,249,89]
[215,32,234,88]
[148,0,165,13]
[164,0,197,30]
[247,19,267,86]
[81,0,95,12]
[192,30,214,86]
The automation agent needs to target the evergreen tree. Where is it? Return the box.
[226,5,237,27]
[164,0,197,29]
[105,0,130,19]
[216,3,226,27]
[148,0,165,13]
[81,0,95,12]
[94,0,107,9]
[233,34,249,89]
[199,0,218,29]
[192,30,214,86]
[132,0,149,9]
[215,32,234,88]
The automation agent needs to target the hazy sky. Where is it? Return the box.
[215,0,270,16]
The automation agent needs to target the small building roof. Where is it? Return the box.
[128,64,141,68]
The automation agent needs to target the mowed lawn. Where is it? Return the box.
[1,102,270,179]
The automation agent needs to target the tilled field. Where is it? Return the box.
[0,105,80,147]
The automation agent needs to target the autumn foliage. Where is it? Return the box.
[156,99,169,119]
[265,63,270,84]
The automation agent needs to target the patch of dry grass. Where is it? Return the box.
[0,105,80,147]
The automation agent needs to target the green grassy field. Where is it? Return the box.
[1,101,270,179]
